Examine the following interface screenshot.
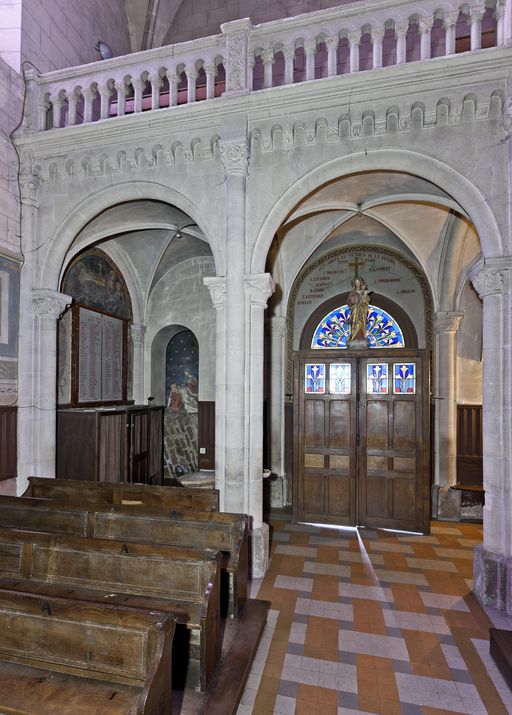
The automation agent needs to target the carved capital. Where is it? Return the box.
[395,21,410,36]
[148,71,162,88]
[418,17,434,34]
[131,76,146,92]
[244,273,275,308]
[371,28,385,42]
[495,2,506,19]
[325,36,339,50]
[221,19,251,93]
[469,5,486,23]
[131,324,147,343]
[32,290,72,319]
[166,71,180,87]
[348,31,362,46]
[443,11,459,29]
[262,49,275,64]
[114,79,128,96]
[283,45,296,61]
[204,276,226,309]
[98,82,112,99]
[304,40,317,55]
[19,173,41,205]
[469,261,511,298]
[82,85,97,102]
[186,65,198,81]
[433,311,464,333]
[219,139,250,176]
[501,95,512,140]
[203,61,217,76]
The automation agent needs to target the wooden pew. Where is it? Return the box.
[0,587,174,714]
[0,527,221,691]
[23,476,220,512]
[0,496,248,618]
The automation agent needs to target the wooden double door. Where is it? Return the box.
[294,350,430,533]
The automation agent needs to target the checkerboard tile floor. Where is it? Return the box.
[239,516,512,715]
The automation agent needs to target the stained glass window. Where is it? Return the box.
[393,363,416,394]
[329,363,351,394]
[305,363,326,393]
[311,305,405,349]
[367,363,389,394]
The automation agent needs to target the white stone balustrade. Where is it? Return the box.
[24,0,504,132]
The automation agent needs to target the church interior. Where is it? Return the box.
[0,0,512,712]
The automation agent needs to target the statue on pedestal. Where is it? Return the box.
[347,274,370,349]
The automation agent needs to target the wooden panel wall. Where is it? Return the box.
[0,407,17,481]
[457,405,483,487]
[198,401,215,470]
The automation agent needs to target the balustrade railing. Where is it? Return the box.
[24,0,508,132]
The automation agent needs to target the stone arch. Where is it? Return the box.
[250,148,503,274]
[39,180,222,291]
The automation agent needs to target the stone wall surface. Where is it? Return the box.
[21,0,131,73]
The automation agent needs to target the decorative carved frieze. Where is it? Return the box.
[433,311,464,333]
[219,139,250,176]
[469,264,509,298]
[32,290,72,319]
[204,276,227,309]
[130,324,147,344]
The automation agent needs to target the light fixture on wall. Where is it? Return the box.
[171,221,197,240]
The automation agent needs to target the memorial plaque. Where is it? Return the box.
[101,314,123,401]
[78,308,102,403]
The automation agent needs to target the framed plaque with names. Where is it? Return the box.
[70,304,128,406]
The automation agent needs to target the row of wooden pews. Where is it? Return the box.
[0,477,270,714]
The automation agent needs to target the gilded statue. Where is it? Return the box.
[347,275,370,348]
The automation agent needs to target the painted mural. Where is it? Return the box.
[62,249,131,319]
[0,256,20,401]
[164,329,199,478]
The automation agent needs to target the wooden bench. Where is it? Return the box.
[0,495,247,618]
[0,527,221,691]
[23,476,220,512]
[0,586,174,714]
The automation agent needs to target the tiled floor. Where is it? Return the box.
[239,516,512,715]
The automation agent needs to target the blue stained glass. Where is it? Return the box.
[393,363,416,394]
[329,363,351,394]
[311,305,405,349]
[305,363,326,393]
[367,363,389,394]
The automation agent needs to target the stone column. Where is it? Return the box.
[433,311,464,516]
[131,324,147,405]
[371,28,384,69]
[245,274,275,577]
[218,137,250,514]
[220,19,252,96]
[469,5,486,51]
[419,17,433,60]
[469,259,512,613]
[348,32,361,73]
[203,276,227,503]
[269,316,288,508]
[395,22,409,64]
[326,37,339,77]
[18,290,72,491]
[262,49,275,89]
[444,12,459,56]
[283,46,295,85]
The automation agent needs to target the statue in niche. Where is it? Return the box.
[347,274,371,349]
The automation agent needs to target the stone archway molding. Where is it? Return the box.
[250,148,504,274]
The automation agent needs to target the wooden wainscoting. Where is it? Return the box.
[0,407,16,480]
[198,401,215,470]
[457,404,482,487]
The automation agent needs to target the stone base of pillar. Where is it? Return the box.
[473,544,512,614]
[251,522,269,578]
[435,486,461,521]
[270,473,288,509]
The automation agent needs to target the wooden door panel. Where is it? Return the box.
[328,401,351,449]
[366,401,389,449]
[392,477,416,522]
[366,475,390,518]
[303,475,324,514]
[327,475,352,517]
[304,400,325,449]
[393,401,416,451]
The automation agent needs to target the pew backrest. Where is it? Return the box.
[0,587,173,715]
[23,477,220,511]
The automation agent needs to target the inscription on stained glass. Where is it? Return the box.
[393,363,416,394]
[367,363,389,394]
[329,363,351,394]
[305,363,326,393]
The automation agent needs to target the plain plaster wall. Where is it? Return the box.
[146,256,216,405]
[0,56,22,256]
[21,0,131,73]
[457,281,483,404]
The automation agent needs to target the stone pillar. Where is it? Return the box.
[18,289,71,491]
[419,17,433,60]
[304,41,317,81]
[371,28,384,69]
[218,136,250,515]
[283,46,295,85]
[348,32,361,73]
[131,324,147,405]
[469,259,512,613]
[245,274,275,577]
[269,316,288,508]
[326,37,338,77]
[395,22,409,64]
[444,12,459,56]
[203,276,227,503]
[433,311,464,517]
[469,5,486,51]
[221,19,252,96]
[262,49,275,89]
